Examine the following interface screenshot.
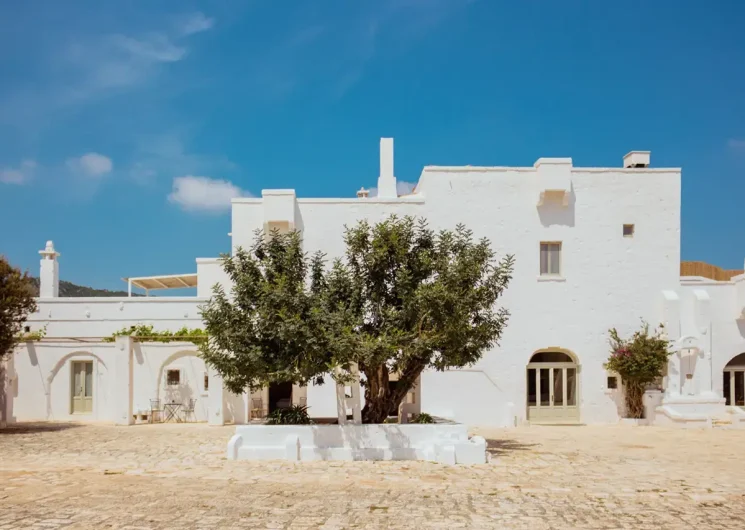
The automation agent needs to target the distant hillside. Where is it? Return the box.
[28,277,140,297]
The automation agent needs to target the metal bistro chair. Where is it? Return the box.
[149,399,163,423]
[251,398,264,420]
[182,399,197,423]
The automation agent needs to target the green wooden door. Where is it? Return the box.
[71,361,93,414]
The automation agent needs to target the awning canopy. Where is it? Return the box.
[122,273,198,295]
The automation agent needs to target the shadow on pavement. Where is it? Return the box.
[0,422,83,434]
[485,438,537,457]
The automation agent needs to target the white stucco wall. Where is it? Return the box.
[678,276,745,398]
[196,258,231,299]
[25,297,206,337]
[229,159,681,426]
[5,147,698,428]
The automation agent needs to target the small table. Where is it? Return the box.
[163,402,182,422]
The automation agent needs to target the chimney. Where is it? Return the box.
[39,240,60,298]
[356,187,370,198]
[376,138,397,198]
[623,151,650,168]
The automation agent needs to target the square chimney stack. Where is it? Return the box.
[623,151,650,168]
[376,138,397,198]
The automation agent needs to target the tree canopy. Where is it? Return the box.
[322,216,514,422]
[199,229,332,394]
[199,216,514,423]
[0,256,37,359]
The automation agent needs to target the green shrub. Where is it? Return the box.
[605,322,671,419]
[265,405,312,425]
[411,412,434,424]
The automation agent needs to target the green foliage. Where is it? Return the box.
[0,256,37,359]
[265,405,312,425]
[199,216,513,424]
[18,324,47,342]
[198,229,333,395]
[605,321,671,418]
[103,324,207,344]
[321,215,514,423]
[410,412,434,424]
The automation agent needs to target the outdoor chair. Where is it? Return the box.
[251,398,264,419]
[298,397,307,407]
[149,399,163,423]
[182,399,197,422]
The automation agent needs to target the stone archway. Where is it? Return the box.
[723,353,745,408]
[155,350,206,420]
[526,349,579,424]
[47,351,108,420]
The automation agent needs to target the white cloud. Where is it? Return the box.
[0,159,36,185]
[128,131,237,185]
[168,175,245,213]
[178,12,215,36]
[396,180,417,195]
[728,138,745,152]
[67,152,113,177]
[110,34,187,63]
[367,180,417,198]
[0,12,216,127]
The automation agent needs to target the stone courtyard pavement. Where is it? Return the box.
[1,423,744,529]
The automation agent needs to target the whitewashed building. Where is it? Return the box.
[2,139,744,428]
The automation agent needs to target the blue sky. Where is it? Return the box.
[1,0,744,291]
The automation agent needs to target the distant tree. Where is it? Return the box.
[323,216,514,423]
[198,230,332,394]
[0,256,37,359]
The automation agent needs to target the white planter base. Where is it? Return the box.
[226,423,487,464]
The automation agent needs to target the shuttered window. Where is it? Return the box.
[540,242,562,276]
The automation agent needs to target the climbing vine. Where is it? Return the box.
[17,324,47,342]
[103,324,208,344]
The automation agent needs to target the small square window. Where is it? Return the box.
[607,376,618,390]
[623,224,634,237]
[204,372,209,392]
[540,242,562,276]
[24,326,30,333]
[166,369,181,386]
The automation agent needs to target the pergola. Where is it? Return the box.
[122,273,198,296]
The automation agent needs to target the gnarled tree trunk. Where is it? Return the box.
[361,361,425,424]
[624,380,645,419]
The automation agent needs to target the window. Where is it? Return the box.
[607,376,618,390]
[539,242,561,276]
[623,224,635,237]
[203,372,209,392]
[166,369,181,386]
[24,326,30,333]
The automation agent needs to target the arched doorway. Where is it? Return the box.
[527,350,579,424]
[723,353,745,408]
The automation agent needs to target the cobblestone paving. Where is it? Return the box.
[1,422,744,529]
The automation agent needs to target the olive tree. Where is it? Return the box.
[199,216,514,424]
[199,230,332,394]
[0,256,37,360]
[322,216,514,423]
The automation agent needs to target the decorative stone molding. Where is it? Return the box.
[535,158,572,207]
